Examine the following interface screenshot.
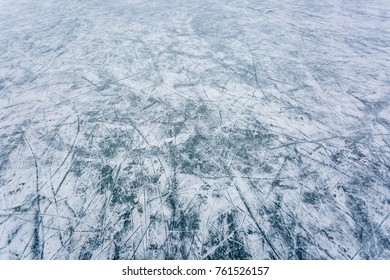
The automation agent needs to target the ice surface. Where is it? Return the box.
[0,0,389,259]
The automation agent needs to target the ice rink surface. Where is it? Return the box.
[0,0,389,259]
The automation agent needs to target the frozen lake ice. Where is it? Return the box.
[0,0,389,259]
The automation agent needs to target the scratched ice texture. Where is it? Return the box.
[0,0,389,260]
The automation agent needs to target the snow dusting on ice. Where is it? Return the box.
[0,0,389,259]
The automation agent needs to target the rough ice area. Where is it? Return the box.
[0,0,389,259]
